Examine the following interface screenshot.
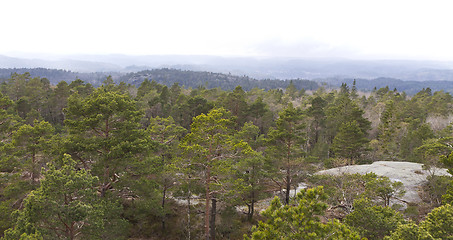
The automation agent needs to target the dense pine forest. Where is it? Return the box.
[1,71,453,239]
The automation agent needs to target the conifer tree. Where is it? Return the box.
[64,86,149,197]
[180,108,251,240]
[147,116,185,231]
[12,120,54,184]
[332,120,369,164]
[245,186,360,240]
[325,84,370,144]
[267,103,305,204]
[3,154,127,240]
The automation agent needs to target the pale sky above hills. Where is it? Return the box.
[1,0,453,60]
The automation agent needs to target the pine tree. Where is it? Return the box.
[331,120,369,165]
[180,108,251,240]
[266,103,306,204]
[245,186,361,240]
[12,120,54,184]
[325,85,370,144]
[2,154,127,240]
[64,87,150,198]
[147,116,185,231]
[233,122,266,221]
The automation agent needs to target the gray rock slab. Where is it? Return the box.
[317,161,450,203]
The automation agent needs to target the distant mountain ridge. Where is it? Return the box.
[2,54,453,81]
[2,67,453,95]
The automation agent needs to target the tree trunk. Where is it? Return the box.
[69,222,75,240]
[162,186,167,232]
[210,197,217,240]
[100,166,110,198]
[314,122,320,145]
[205,165,211,240]
[250,199,255,221]
[161,153,167,233]
[285,140,292,205]
[285,167,291,205]
[247,204,251,219]
[31,151,36,183]
[187,176,191,240]
[248,187,255,221]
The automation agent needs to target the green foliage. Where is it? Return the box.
[3,154,128,240]
[145,116,186,232]
[440,152,453,204]
[4,70,453,239]
[331,120,369,164]
[325,85,370,143]
[64,87,149,197]
[421,175,451,206]
[377,100,400,159]
[0,174,33,237]
[119,68,319,91]
[220,86,249,127]
[441,151,453,176]
[135,78,150,99]
[171,95,214,129]
[47,81,71,125]
[246,96,272,134]
[344,198,405,239]
[11,120,54,183]
[266,103,306,204]
[180,107,252,239]
[148,116,186,154]
[233,122,268,220]
[306,95,327,155]
[285,80,298,99]
[0,92,23,172]
[420,204,453,239]
[385,204,453,240]
[309,173,379,214]
[400,123,436,162]
[416,137,452,174]
[68,79,93,97]
[244,186,361,240]
[365,177,405,207]
[384,222,434,240]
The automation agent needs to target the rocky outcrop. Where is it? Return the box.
[317,161,450,203]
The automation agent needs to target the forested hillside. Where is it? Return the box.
[0,68,319,92]
[323,77,453,95]
[5,67,453,95]
[120,68,319,91]
[0,68,114,85]
[1,72,452,239]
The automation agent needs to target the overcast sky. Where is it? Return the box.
[1,0,453,60]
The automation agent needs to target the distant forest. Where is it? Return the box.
[2,68,453,94]
[119,68,319,91]
[322,77,453,95]
[0,68,111,85]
